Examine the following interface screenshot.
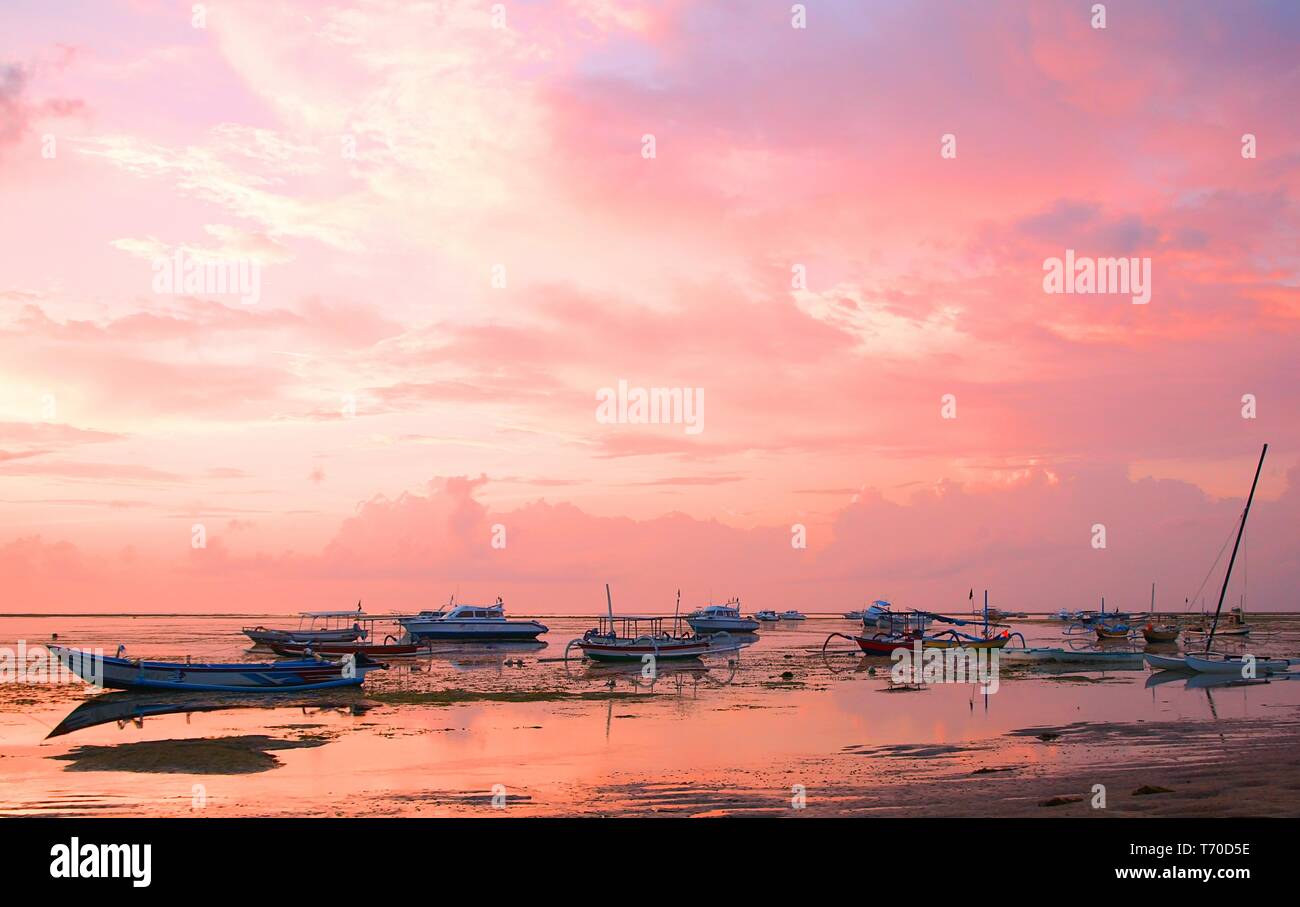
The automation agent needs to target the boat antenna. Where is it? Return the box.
[1205,443,1267,653]
[605,583,614,620]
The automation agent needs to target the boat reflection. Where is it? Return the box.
[47,690,371,739]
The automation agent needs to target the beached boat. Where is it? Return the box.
[1143,652,1190,671]
[243,608,366,647]
[398,598,548,641]
[686,599,760,633]
[569,587,715,661]
[50,645,384,692]
[854,632,1010,656]
[1184,653,1296,675]
[1003,647,1145,666]
[1154,446,1285,676]
[755,610,780,622]
[780,610,807,621]
[269,639,422,658]
[1095,622,1134,640]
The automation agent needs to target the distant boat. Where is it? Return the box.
[50,645,383,693]
[754,610,780,622]
[399,598,548,641]
[1006,648,1145,666]
[779,610,807,621]
[243,608,367,647]
[270,639,422,658]
[685,599,759,633]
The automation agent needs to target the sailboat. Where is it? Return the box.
[1143,444,1288,675]
[1141,583,1180,644]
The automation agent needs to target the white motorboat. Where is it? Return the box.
[754,610,780,622]
[398,597,547,641]
[685,600,759,633]
[779,610,806,621]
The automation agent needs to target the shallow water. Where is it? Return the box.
[2,614,1298,816]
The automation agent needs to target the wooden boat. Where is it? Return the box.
[243,608,366,647]
[1184,653,1296,675]
[568,587,715,662]
[1004,647,1145,666]
[50,645,384,692]
[855,632,1009,656]
[1094,623,1133,640]
[1142,622,1180,643]
[269,639,421,658]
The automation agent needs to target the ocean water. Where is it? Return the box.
[1,613,1298,817]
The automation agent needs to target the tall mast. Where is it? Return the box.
[605,583,614,620]
[1206,444,1268,652]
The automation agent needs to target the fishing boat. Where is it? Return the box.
[843,609,866,620]
[685,599,760,633]
[1184,653,1296,675]
[1143,652,1191,671]
[243,608,366,647]
[568,587,715,662]
[755,610,780,622]
[398,598,548,641]
[780,610,807,621]
[1003,647,1145,666]
[49,645,384,692]
[1140,582,1181,643]
[1150,445,1285,676]
[828,591,1020,657]
[269,639,422,658]
[1095,622,1134,640]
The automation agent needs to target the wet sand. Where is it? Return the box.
[2,614,1298,817]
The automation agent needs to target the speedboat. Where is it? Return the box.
[50,645,384,692]
[686,600,759,633]
[755,610,780,622]
[243,609,366,647]
[780,610,807,621]
[398,598,547,641]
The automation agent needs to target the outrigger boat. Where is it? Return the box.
[568,587,715,662]
[398,597,548,641]
[269,639,421,658]
[686,599,759,633]
[243,607,366,647]
[826,591,1021,657]
[50,645,385,692]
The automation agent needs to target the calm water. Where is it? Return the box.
[2,614,1298,816]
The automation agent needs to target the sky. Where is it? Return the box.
[0,0,1296,615]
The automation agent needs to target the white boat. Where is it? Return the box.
[862,600,933,634]
[685,600,759,633]
[779,610,806,621]
[398,597,547,641]
[567,586,714,661]
[1003,647,1145,666]
[1184,653,1297,675]
[755,610,780,622]
[843,610,866,620]
[1144,652,1191,671]
[243,609,366,647]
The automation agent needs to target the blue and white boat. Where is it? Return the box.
[51,645,383,692]
[398,598,548,641]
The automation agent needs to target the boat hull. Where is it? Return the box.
[1004,648,1145,665]
[243,627,360,646]
[577,640,711,661]
[1143,653,1190,671]
[270,641,421,657]
[51,646,379,692]
[1184,654,1294,675]
[399,620,547,641]
[855,635,1009,656]
[686,617,760,633]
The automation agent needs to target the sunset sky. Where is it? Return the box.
[1,0,1297,614]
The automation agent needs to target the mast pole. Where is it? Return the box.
[1206,443,1268,653]
[605,583,613,620]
